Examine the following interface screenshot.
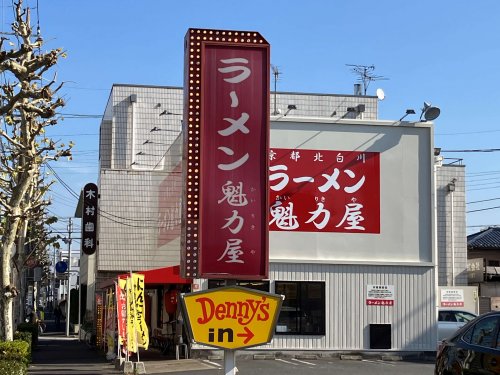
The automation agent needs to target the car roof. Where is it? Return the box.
[475,310,500,318]
[438,308,477,315]
[445,311,500,341]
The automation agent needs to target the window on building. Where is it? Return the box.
[274,281,325,335]
[207,280,270,292]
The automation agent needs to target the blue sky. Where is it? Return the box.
[6,0,499,241]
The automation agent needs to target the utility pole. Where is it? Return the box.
[52,247,56,309]
[65,218,72,337]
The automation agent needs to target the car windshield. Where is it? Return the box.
[439,310,477,323]
[455,312,476,323]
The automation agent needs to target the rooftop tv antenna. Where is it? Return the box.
[271,64,282,115]
[347,64,388,95]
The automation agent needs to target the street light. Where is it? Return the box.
[420,102,441,121]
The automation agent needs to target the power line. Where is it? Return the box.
[63,85,109,91]
[46,211,71,221]
[467,185,500,192]
[64,150,99,154]
[467,225,499,228]
[49,200,79,210]
[441,148,500,153]
[49,164,98,169]
[98,211,159,228]
[57,113,102,118]
[436,129,500,136]
[467,206,500,213]
[467,170,500,176]
[46,164,80,199]
[48,195,77,208]
[48,133,98,137]
[467,197,500,205]
[466,176,500,183]
[467,181,500,188]
[47,162,178,227]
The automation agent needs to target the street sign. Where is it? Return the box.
[55,261,68,273]
[180,286,283,350]
[81,182,98,255]
[26,257,38,269]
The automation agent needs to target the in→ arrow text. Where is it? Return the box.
[237,327,254,344]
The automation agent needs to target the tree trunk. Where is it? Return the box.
[0,292,14,341]
[1,214,21,341]
[16,218,29,326]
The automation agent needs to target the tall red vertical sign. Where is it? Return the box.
[181,29,270,280]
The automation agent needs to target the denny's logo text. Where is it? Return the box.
[181,286,283,350]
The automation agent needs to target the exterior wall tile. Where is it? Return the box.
[436,164,467,286]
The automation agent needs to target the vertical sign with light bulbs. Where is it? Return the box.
[81,183,98,255]
[181,28,270,280]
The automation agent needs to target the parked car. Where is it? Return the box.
[438,309,477,342]
[435,311,500,374]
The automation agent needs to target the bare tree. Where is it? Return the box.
[0,0,72,340]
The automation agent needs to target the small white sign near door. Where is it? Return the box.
[366,284,395,306]
[440,289,465,307]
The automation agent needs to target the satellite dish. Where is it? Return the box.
[376,88,385,100]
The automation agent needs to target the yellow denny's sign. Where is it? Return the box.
[180,286,283,350]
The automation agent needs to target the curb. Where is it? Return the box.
[295,354,318,360]
[340,354,362,361]
[253,354,276,360]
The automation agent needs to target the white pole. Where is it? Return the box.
[65,218,72,337]
[433,161,440,343]
[103,291,108,354]
[450,188,455,286]
[77,248,82,341]
[224,350,236,375]
[53,247,57,310]
[116,282,121,361]
[130,272,140,363]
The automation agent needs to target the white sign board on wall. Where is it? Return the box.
[270,119,434,264]
[366,284,395,306]
[440,289,465,307]
[438,286,479,313]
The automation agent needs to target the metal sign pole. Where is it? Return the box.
[77,248,82,341]
[65,218,72,337]
[224,350,236,375]
[129,272,139,363]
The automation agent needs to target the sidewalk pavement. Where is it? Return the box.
[28,333,120,375]
[27,320,218,375]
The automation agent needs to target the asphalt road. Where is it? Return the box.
[169,357,436,375]
[29,324,436,375]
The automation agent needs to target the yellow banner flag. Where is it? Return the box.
[126,277,137,353]
[132,273,149,350]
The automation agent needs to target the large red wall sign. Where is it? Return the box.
[269,148,380,233]
[181,29,270,280]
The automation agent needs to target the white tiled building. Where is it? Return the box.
[81,84,467,353]
[91,85,381,285]
[435,162,467,286]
